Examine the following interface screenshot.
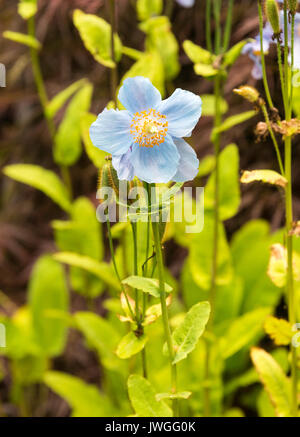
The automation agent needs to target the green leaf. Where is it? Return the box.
[116,332,148,359]
[122,276,172,298]
[171,301,210,364]
[73,9,122,68]
[201,94,228,117]
[28,255,69,357]
[54,82,93,166]
[211,110,256,141]
[140,16,179,81]
[267,243,300,288]
[197,155,216,178]
[220,307,271,359]
[46,79,88,119]
[53,252,120,292]
[3,164,71,212]
[251,348,292,417]
[74,312,121,371]
[120,52,165,98]
[156,391,191,401]
[53,197,103,298]
[128,375,173,417]
[223,39,249,68]
[189,211,233,290]
[18,0,37,19]
[80,113,107,168]
[3,31,41,49]
[44,371,113,416]
[205,144,240,220]
[183,40,214,65]
[137,0,163,21]
[241,169,287,188]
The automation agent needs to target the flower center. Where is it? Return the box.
[130,108,168,147]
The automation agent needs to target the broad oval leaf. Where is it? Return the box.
[28,255,69,357]
[128,374,173,417]
[44,371,114,417]
[251,348,292,417]
[3,164,71,212]
[223,39,249,68]
[205,144,240,220]
[54,82,93,166]
[201,94,228,117]
[183,40,213,65]
[116,332,148,359]
[122,276,172,298]
[73,9,122,68]
[171,301,211,364]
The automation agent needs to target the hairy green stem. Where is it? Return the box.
[151,185,178,416]
[258,0,274,109]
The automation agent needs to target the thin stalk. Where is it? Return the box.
[222,0,234,53]
[289,14,295,115]
[258,0,274,109]
[213,0,222,54]
[276,39,288,114]
[108,0,118,107]
[283,2,297,416]
[151,186,178,416]
[131,221,140,323]
[107,219,135,320]
[206,0,213,53]
[261,104,284,175]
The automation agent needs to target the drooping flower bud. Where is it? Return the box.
[288,0,298,14]
[97,156,119,203]
[265,0,281,35]
[234,85,260,103]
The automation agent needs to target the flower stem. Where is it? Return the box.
[222,0,234,53]
[206,0,213,53]
[261,103,284,175]
[151,185,178,416]
[257,0,274,109]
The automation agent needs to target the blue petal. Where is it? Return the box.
[118,76,161,115]
[90,108,133,156]
[157,89,202,138]
[172,138,199,182]
[176,0,194,6]
[112,148,135,181]
[130,135,180,183]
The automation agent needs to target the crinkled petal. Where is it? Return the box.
[157,89,202,138]
[172,138,199,182]
[112,148,135,181]
[118,76,162,115]
[90,108,133,156]
[130,135,179,183]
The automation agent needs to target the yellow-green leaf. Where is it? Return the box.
[201,94,228,117]
[264,316,293,346]
[128,375,173,417]
[251,347,292,417]
[3,164,71,212]
[116,332,148,359]
[18,0,37,20]
[241,170,287,188]
[211,110,256,141]
[171,301,210,364]
[73,9,122,68]
[122,276,172,298]
[46,79,88,119]
[183,40,213,65]
[3,31,41,50]
[137,0,163,21]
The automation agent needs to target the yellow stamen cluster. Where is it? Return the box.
[130,108,168,147]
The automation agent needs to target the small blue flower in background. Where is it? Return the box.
[176,0,195,7]
[242,22,273,80]
[90,77,202,184]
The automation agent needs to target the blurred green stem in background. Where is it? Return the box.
[257,0,274,109]
[27,16,72,197]
[151,184,178,416]
[108,0,118,107]
[283,0,297,416]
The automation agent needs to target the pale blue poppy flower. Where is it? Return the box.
[176,0,195,7]
[90,77,202,184]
